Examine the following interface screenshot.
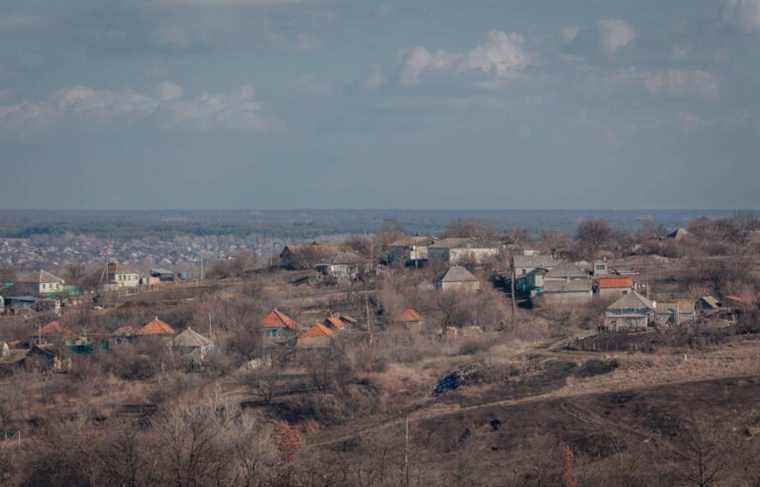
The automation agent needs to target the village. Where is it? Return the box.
[2,215,760,485]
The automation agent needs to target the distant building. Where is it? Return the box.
[513,254,558,277]
[592,260,609,277]
[594,277,635,299]
[435,266,480,293]
[387,236,435,267]
[106,263,141,288]
[392,308,425,334]
[602,292,656,332]
[695,295,721,315]
[150,268,177,283]
[428,239,501,266]
[539,279,593,306]
[279,242,342,270]
[296,323,335,349]
[315,251,366,281]
[261,308,299,343]
[655,300,696,326]
[172,327,215,357]
[668,228,692,241]
[136,317,176,337]
[13,270,65,296]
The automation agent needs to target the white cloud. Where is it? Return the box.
[53,86,159,122]
[643,70,719,99]
[722,0,760,32]
[560,25,580,44]
[0,84,279,135]
[399,31,531,86]
[598,19,636,55]
[157,81,184,101]
[399,47,455,86]
[159,85,278,131]
[459,31,530,76]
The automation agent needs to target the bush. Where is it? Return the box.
[575,359,619,378]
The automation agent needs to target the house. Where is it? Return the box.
[387,236,435,266]
[428,239,502,265]
[172,327,214,357]
[602,291,656,332]
[261,308,299,343]
[1,296,38,315]
[296,323,335,349]
[655,300,696,326]
[106,263,141,288]
[668,228,691,241]
[435,266,480,293]
[392,308,425,333]
[315,251,366,281]
[696,295,721,315]
[13,270,65,296]
[32,320,74,344]
[544,262,589,282]
[513,254,558,277]
[136,317,176,337]
[592,260,609,277]
[594,277,635,299]
[150,268,177,283]
[539,279,593,306]
[0,343,56,374]
[279,242,342,270]
[111,325,138,345]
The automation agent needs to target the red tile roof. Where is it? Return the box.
[300,323,335,339]
[261,309,298,330]
[38,321,73,337]
[395,308,424,322]
[137,317,176,336]
[596,277,634,289]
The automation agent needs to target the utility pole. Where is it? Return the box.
[509,253,517,318]
[404,415,410,487]
[366,235,375,348]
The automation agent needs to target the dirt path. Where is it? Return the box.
[304,372,760,450]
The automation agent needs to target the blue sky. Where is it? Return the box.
[0,0,759,209]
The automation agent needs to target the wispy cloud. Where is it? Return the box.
[0,83,281,135]
[721,0,760,32]
[597,19,637,55]
[399,31,532,86]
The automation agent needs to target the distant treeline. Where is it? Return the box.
[0,209,753,240]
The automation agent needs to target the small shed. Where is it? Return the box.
[172,327,214,356]
[392,308,425,334]
[136,317,176,337]
[261,308,299,343]
[435,266,480,293]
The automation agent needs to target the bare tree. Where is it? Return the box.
[576,219,614,259]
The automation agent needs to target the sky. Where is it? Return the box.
[0,0,759,210]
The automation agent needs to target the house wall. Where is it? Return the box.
[440,280,481,293]
[598,288,631,299]
[428,247,451,264]
[541,291,593,306]
[111,273,141,288]
[603,313,650,332]
[449,248,499,265]
[38,282,63,295]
